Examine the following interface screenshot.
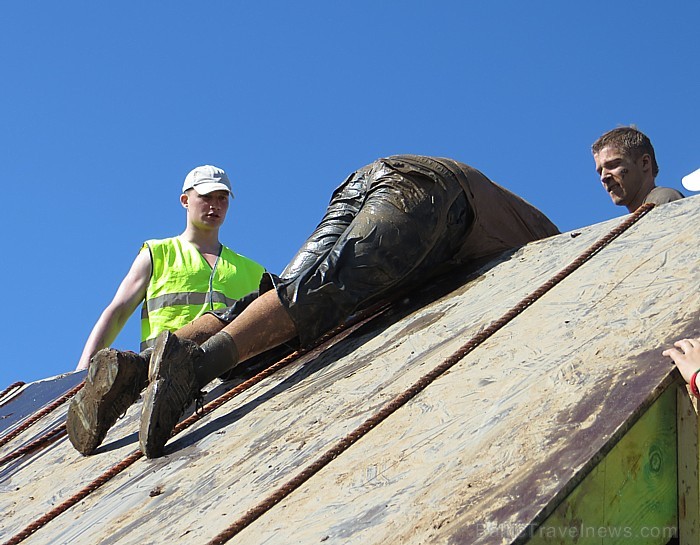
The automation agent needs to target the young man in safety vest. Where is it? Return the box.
[68,165,264,454]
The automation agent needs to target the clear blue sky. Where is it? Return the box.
[1,2,698,387]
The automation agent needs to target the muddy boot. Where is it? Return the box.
[66,348,149,455]
[139,331,240,458]
[139,332,202,458]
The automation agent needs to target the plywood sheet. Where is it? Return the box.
[0,197,698,545]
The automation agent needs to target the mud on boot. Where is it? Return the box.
[139,331,202,458]
[66,349,148,455]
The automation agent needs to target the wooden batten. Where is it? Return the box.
[678,387,700,544]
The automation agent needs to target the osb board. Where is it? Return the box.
[527,385,677,545]
[0,197,698,545]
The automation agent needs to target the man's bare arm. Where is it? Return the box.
[76,250,152,371]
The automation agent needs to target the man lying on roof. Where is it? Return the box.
[67,154,560,458]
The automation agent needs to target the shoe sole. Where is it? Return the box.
[140,332,177,458]
[139,356,165,457]
[139,331,199,458]
[66,350,143,455]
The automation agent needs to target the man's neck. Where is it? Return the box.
[627,181,657,213]
[180,228,222,256]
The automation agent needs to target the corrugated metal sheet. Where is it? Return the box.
[1,196,698,545]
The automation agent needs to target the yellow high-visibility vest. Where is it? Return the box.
[140,236,264,350]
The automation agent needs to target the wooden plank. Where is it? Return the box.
[527,385,677,545]
[677,384,700,545]
[0,197,698,545]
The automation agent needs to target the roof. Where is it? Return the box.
[1,196,698,545]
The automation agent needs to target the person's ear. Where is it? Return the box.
[180,193,189,209]
[640,153,652,173]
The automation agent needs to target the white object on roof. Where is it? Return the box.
[682,167,700,191]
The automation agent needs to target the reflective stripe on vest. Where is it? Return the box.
[140,237,264,350]
[141,291,239,320]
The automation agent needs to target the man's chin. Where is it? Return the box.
[609,194,626,206]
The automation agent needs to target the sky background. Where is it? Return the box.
[1,1,698,388]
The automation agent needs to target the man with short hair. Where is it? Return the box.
[68,165,265,455]
[68,155,560,458]
[592,126,683,212]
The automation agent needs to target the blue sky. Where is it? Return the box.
[1,2,698,387]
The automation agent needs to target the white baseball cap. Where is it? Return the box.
[682,167,700,192]
[182,165,233,197]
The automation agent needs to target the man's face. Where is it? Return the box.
[593,146,649,208]
[183,189,230,229]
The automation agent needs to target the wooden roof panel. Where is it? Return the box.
[0,197,698,545]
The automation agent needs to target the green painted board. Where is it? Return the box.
[528,386,678,545]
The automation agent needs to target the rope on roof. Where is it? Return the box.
[0,382,25,407]
[0,381,84,452]
[0,426,68,468]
